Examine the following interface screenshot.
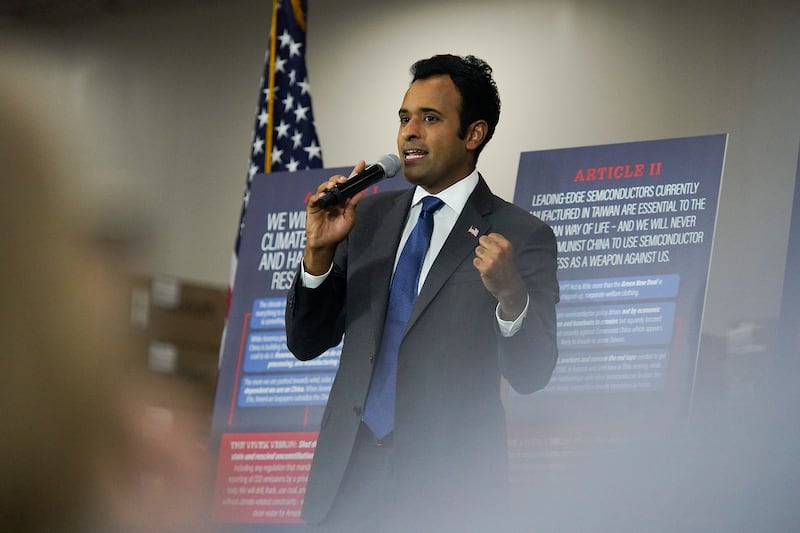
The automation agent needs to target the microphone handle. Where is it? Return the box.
[315,164,386,209]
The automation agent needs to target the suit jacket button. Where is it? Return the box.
[369,354,374,363]
[353,406,363,416]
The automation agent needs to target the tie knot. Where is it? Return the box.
[419,196,444,219]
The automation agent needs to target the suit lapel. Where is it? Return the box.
[406,176,494,332]
[368,190,414,349]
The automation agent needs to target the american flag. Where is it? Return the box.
[223,0,322,328]
[235,0,323,258]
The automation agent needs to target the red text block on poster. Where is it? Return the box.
[213,432,317,524]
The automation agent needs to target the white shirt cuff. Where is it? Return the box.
[496,293,530,337]
[300,262,333,288]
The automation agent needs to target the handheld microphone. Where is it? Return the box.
[315,154,401,208]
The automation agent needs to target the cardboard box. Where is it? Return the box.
[140,341,219,416]
[147,340,220,381]
[140,372,217,440]
[129,275,227,348]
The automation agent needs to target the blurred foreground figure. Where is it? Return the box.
[0,77,214,532]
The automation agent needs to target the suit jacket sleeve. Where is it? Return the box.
[496,218,559,394]
[285,258,347,361]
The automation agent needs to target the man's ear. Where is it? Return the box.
[465,120,488,151]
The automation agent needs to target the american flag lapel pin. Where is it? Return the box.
[467,225,479,237]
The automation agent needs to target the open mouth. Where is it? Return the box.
[403,148,428,162]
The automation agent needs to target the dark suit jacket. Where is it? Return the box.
[285,176,559,526]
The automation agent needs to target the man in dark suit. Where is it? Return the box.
[285,54,559,531]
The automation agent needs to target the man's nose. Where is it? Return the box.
[400,117,420,140]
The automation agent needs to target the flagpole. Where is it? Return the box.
[265,0,280,172]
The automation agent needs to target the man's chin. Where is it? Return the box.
[402,168,425,185]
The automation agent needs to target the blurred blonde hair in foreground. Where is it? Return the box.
[0,54,215,532]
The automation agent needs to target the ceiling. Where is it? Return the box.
[0,0,190,25]
[0,0,120,19]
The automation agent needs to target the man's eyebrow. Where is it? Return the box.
[398,107,441,115]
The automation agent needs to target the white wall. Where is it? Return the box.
[1,0,798,336]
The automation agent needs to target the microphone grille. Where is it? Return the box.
[376,153,401,178]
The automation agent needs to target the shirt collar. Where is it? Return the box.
[411,169,480,213]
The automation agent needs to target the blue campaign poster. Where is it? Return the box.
[210,167,410,526]
[506,135,726,488]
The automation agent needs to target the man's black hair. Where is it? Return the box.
[410,54,501,160]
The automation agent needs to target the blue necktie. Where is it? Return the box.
[363,196,444,439]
